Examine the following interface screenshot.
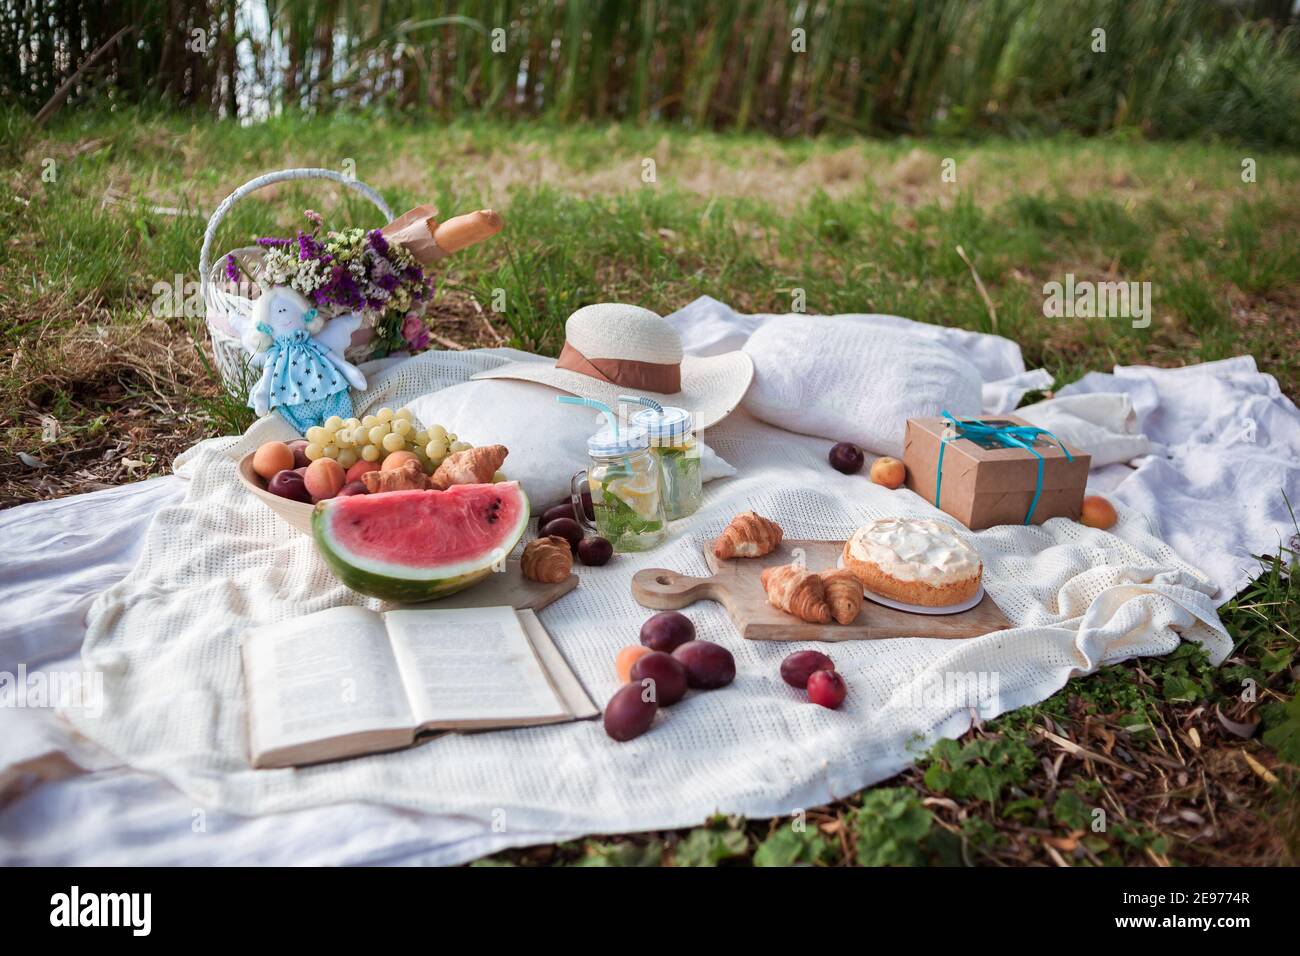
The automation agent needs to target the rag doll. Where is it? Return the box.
[242,286,367,433]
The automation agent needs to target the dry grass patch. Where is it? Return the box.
[1,316,214,504]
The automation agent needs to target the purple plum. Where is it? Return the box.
[267,469,312,503]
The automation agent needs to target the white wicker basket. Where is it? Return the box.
[199,168,396,390]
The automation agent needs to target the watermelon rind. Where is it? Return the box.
[311,482,530,602]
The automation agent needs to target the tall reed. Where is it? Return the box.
[2,0,1296,145]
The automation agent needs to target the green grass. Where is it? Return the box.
[0,109,1296,863]
[6,109,1295,406]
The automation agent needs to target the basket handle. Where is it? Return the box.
[199,168,395,297]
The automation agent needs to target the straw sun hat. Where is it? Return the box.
[473,303,754,429]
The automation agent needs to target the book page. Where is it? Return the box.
[243,605,415,756]
[385,606,567,726]
[517,609,598,719]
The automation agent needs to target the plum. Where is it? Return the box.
[828,441,865,475]
[540,516,583,553]
[603,683,658,741]
[639,611,695,653]
[267,469,311,503]
[336,480,369,497]
[541,503,576,527]
[577,536,613,566]
[780,650,835,689]
[629,651,688,706]
[672,640,735,690]
[807,669,847,709]
[286,439,311,469]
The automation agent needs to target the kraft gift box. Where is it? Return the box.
[903,415,1091,531]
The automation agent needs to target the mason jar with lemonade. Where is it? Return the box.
[570,423,667,552]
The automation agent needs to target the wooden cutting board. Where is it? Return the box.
[631,540,1010,642]
[400,562,577,611]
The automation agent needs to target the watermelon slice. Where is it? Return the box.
[312,482,530,602]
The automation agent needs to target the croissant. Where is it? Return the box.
[521,535,572,583]
[760,564,832,625]
[362,459,432,493]
[714,511,783,560]
[818,569,863,625]
[431,444,508,489]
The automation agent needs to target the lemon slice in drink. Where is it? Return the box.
[603,471,660,521]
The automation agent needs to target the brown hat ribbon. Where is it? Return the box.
[555,341,682,394]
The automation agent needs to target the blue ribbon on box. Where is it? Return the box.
[934,410,1074,525]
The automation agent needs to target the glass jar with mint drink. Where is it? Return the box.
[570,424,667,552]
[630,403,702,521]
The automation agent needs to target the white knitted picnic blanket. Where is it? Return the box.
[59,343,1230,838]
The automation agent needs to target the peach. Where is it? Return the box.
[615,645,652,684]
[1079,495,1117,530]
[346,459,381,483]
[869,456,906,489]
[304,457,346,501]
[252,441,295,481]
[382,450,421,472]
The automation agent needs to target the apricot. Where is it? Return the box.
[1079,495,1118,530]
[252,441,295,481]
[303,457,346,501]
[615,645,652,683]
[869,456,906,489]
[346,459,381,483]
[382,450,421,471]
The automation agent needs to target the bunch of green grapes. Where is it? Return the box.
[302,407,472,473]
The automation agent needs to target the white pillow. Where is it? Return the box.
[741,317,984,457]
[406,378,736,508]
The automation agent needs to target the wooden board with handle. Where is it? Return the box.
[631,540,1010,642]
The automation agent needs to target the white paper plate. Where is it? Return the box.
[835,556,985,615]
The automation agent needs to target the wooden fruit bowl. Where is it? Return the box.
[237,453,314,535]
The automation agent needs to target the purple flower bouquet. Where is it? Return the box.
[229,210,434,357]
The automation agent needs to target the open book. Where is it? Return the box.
[241,605,597,769]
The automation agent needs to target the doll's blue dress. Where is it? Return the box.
[253,321,353,433]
